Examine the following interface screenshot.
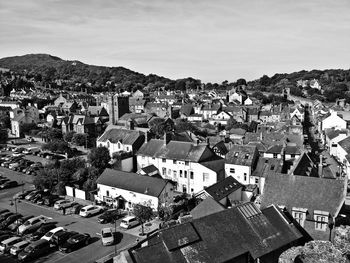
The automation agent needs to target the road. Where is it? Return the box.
[0,168,139,263]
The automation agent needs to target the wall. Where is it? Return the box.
[121,157,134,172]
[65,186,74,197]
[75,189,87,200]
[225,163,251,185]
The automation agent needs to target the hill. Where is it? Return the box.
[0,53,172,90]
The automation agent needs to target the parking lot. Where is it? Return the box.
[0,152,147,263]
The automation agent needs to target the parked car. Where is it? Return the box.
[41,226,66,242]
[101,228,114,246]
[98,209,122,224]
[120,216,139,229]
[50,231,78,248]
[10,240,30,256]
[43,195,61,207]
[53,200,76,210]
[30,223,57,241]
[0,209,9,216]
[8,215,34,232]
[59,233,90,253]
[18,239,52,261]
[0,178,10,185]
[0,234,13,243]
[25,191,40,201]
[9,162,20,170]
[0,236,22,254]
[0,212,14,223]
[0,214,23,229]
[79,205,104,217]
[18,216,47,235]
[13,190,35,200]
[0,180,18,189]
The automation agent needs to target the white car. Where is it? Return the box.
[79,205,104,217]
[101,228,114,246]
[10,240,29,256]
[41,226,66,242]
[53,200,76,210]
[120,216,139,229]
[0,236,22,254]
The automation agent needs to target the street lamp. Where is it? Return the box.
[9,198,21,214]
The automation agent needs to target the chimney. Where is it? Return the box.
[128,120,134,130]
[206,137,210,146]
[144,132,148,144]
[196,139,200,146]
[229,141,233,150]
[318,154,323,177]
[260,132,263,141]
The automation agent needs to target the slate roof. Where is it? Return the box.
[137,139,217,163]
[261,173,346,217]
[96,168,168,197]
[132,203,303,263]
[97,128,143,145]
[225,145,257,166]
[180,104,194,116]
[251,158,283,178]
[200,158,225,173]
[338,136,350,153]
[204,176,242,202]
[190,197,225,219]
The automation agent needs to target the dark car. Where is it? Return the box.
[0,209,9,215]
[59,233,90,253]
[0,178,10,185]
[51,231,78,248]
[98,209,122,224]
[0,180,18,189]
[0,212,14,223]
[16,190,35,200]
[0,213,22,229]
[8,215,34,231]
[43,195,61,207]
[18,239,52,261]
[30,223,56,241]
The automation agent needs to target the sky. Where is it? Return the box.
[1,0,350,83]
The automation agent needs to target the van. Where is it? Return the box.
[120,216,139,229]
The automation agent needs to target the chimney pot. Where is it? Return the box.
[318,154,323,177]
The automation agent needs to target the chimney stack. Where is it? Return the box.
[164,133,170,145]
[318,154,323,177]
[260,132,263,141]
[206,137,210,146]
[144,132,148,144]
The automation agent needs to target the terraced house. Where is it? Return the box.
[136,135,225,194]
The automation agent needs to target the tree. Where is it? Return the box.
[63,131,76,142]
[133,204,153,235]
[46,128,63,141]
[236,78,247,86]
[88,146,110,171]
[0,129,8,143]
[225,118,237,130]
[20,123,38,135]
[259,75,271,86]
[72,133,88,146]
[0,115,10,129]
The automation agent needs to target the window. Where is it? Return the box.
[173,171,177,177]
[245,153,250,159]
[291,154,295,158]
[255,178,259,184]
[273,153,278,158]
[126,146,129,151]
[106,190,109,197]
[107,142,110,148]
[173,160,176,164]
[168,169,171,175]
[292,208,307,227]
[184,171,187,178]
[142,156,145,159]
[315,215,328,231]
[182,185,187,193]
[185,161,189,166]
[162,158,166,163]
[190,171,194,179]
[162,168,166,176]
[118,143,120,149]
[203,173,209,182]
[244,173,247,181]
[191,188,194,193]
[179,170,183,177]
[230,168,235,173]
[152,157,155,160]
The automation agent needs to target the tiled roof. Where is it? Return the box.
[190,197,225,219]
[97,128,143,145]
[261,173,346,217]
[204,176,242,202]
[132,203,303,263]
[252,158,283,178]
[96,168,168,197]
[137,139,217,163]
[338,136,350,153]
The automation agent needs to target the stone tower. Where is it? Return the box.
[282,87,290,100]
[107,94,129,125]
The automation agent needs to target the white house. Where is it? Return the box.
[95,168,174,211]
[290,106,304,122]
[136,136,225,194]
[244,97,253,106]
[336,136,350,178]
[324,129,348,157]
[321,111,347,131]
[224,145,259,185]
[309,79,321,90]
[97,125,145,156]
[264,145,302,161]
[209,111,232,126]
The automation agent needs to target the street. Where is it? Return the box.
[0,168,140,263]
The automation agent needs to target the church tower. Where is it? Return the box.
[107,94,129,125]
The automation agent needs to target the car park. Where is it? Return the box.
[10,240,30,256]
[0,234,13,243]
[0,212,14,223]
[41,226,66,242]
[18,216,47,235]
[0,213,23,229]
[101,228,114,246]
[0,180,18,189]
[30,223,57,241]
[98,209,121,224]
[53,200,76,210]
[18,239,52,262]
[0,236,22,254]
[59,233,90,253]
[120,216,139,229]
[79,205,104,217]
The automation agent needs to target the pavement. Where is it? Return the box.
[0,166,157,263]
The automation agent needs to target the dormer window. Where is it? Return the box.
[245,153,250,159]
[292,207,307,227]
[314,210,329,231]
[234,152,239,157]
